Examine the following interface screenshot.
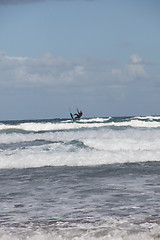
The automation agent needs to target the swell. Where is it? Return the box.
[0,116,160,169]
[0,139,63,151]
[0,116,160,134]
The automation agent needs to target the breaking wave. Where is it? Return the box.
[0,116,160,169]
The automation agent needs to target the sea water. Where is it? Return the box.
[0,116,160,239]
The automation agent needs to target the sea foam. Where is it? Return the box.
[0,117,160,169]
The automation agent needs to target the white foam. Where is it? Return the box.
[0,118,160,133]
[0,132,61,144]
[0,217,159,240]
[0,117,160,169]
[0,122,104,132]
[107,119,160,128]
[133,115,160,121]
[79,117,111,123]
[0,127,160,169]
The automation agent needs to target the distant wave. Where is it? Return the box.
[0,116,160,134]
[79,117,111,123]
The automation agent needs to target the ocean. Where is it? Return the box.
[0,116,160,240]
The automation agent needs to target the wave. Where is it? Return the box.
[0,127,160,169]
[79,117,111,123]
[0,117,160,134]
[0,116,160,169]
[1,152,160,169]
[133,115,160,121]
[0,217,159,240]
[0,139,63,151]
[108,119,160,128]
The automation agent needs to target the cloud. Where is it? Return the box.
[0,52,87,89]
[112,54,154,82]
[130,54,142,64]
[1,51,159,119]
[0,52,116,89]
[126,64,148,78]
[130,54,156,66]
[127,54,149,78]
[0,52,155,96]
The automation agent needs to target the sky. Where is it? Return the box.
[0,0,160,120]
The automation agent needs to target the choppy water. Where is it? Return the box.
[0,116,160,239]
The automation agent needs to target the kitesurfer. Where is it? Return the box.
[73,109,83,119]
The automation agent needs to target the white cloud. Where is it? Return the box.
[0,52,153,94]
[112,54,150,82]
[0,52,116,88]
[127,54,149,78]
[126,63,148,78]
[129,54,155,66]
[0,52,159,119]
[130,54,142,64]
[0,52,88,89]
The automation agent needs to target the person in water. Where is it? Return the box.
[73,109,83,119]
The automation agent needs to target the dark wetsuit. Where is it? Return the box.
[74,111,83,119]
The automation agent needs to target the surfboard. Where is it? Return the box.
[69,108,75,122]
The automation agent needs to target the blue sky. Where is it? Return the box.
[0,0,160,120]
